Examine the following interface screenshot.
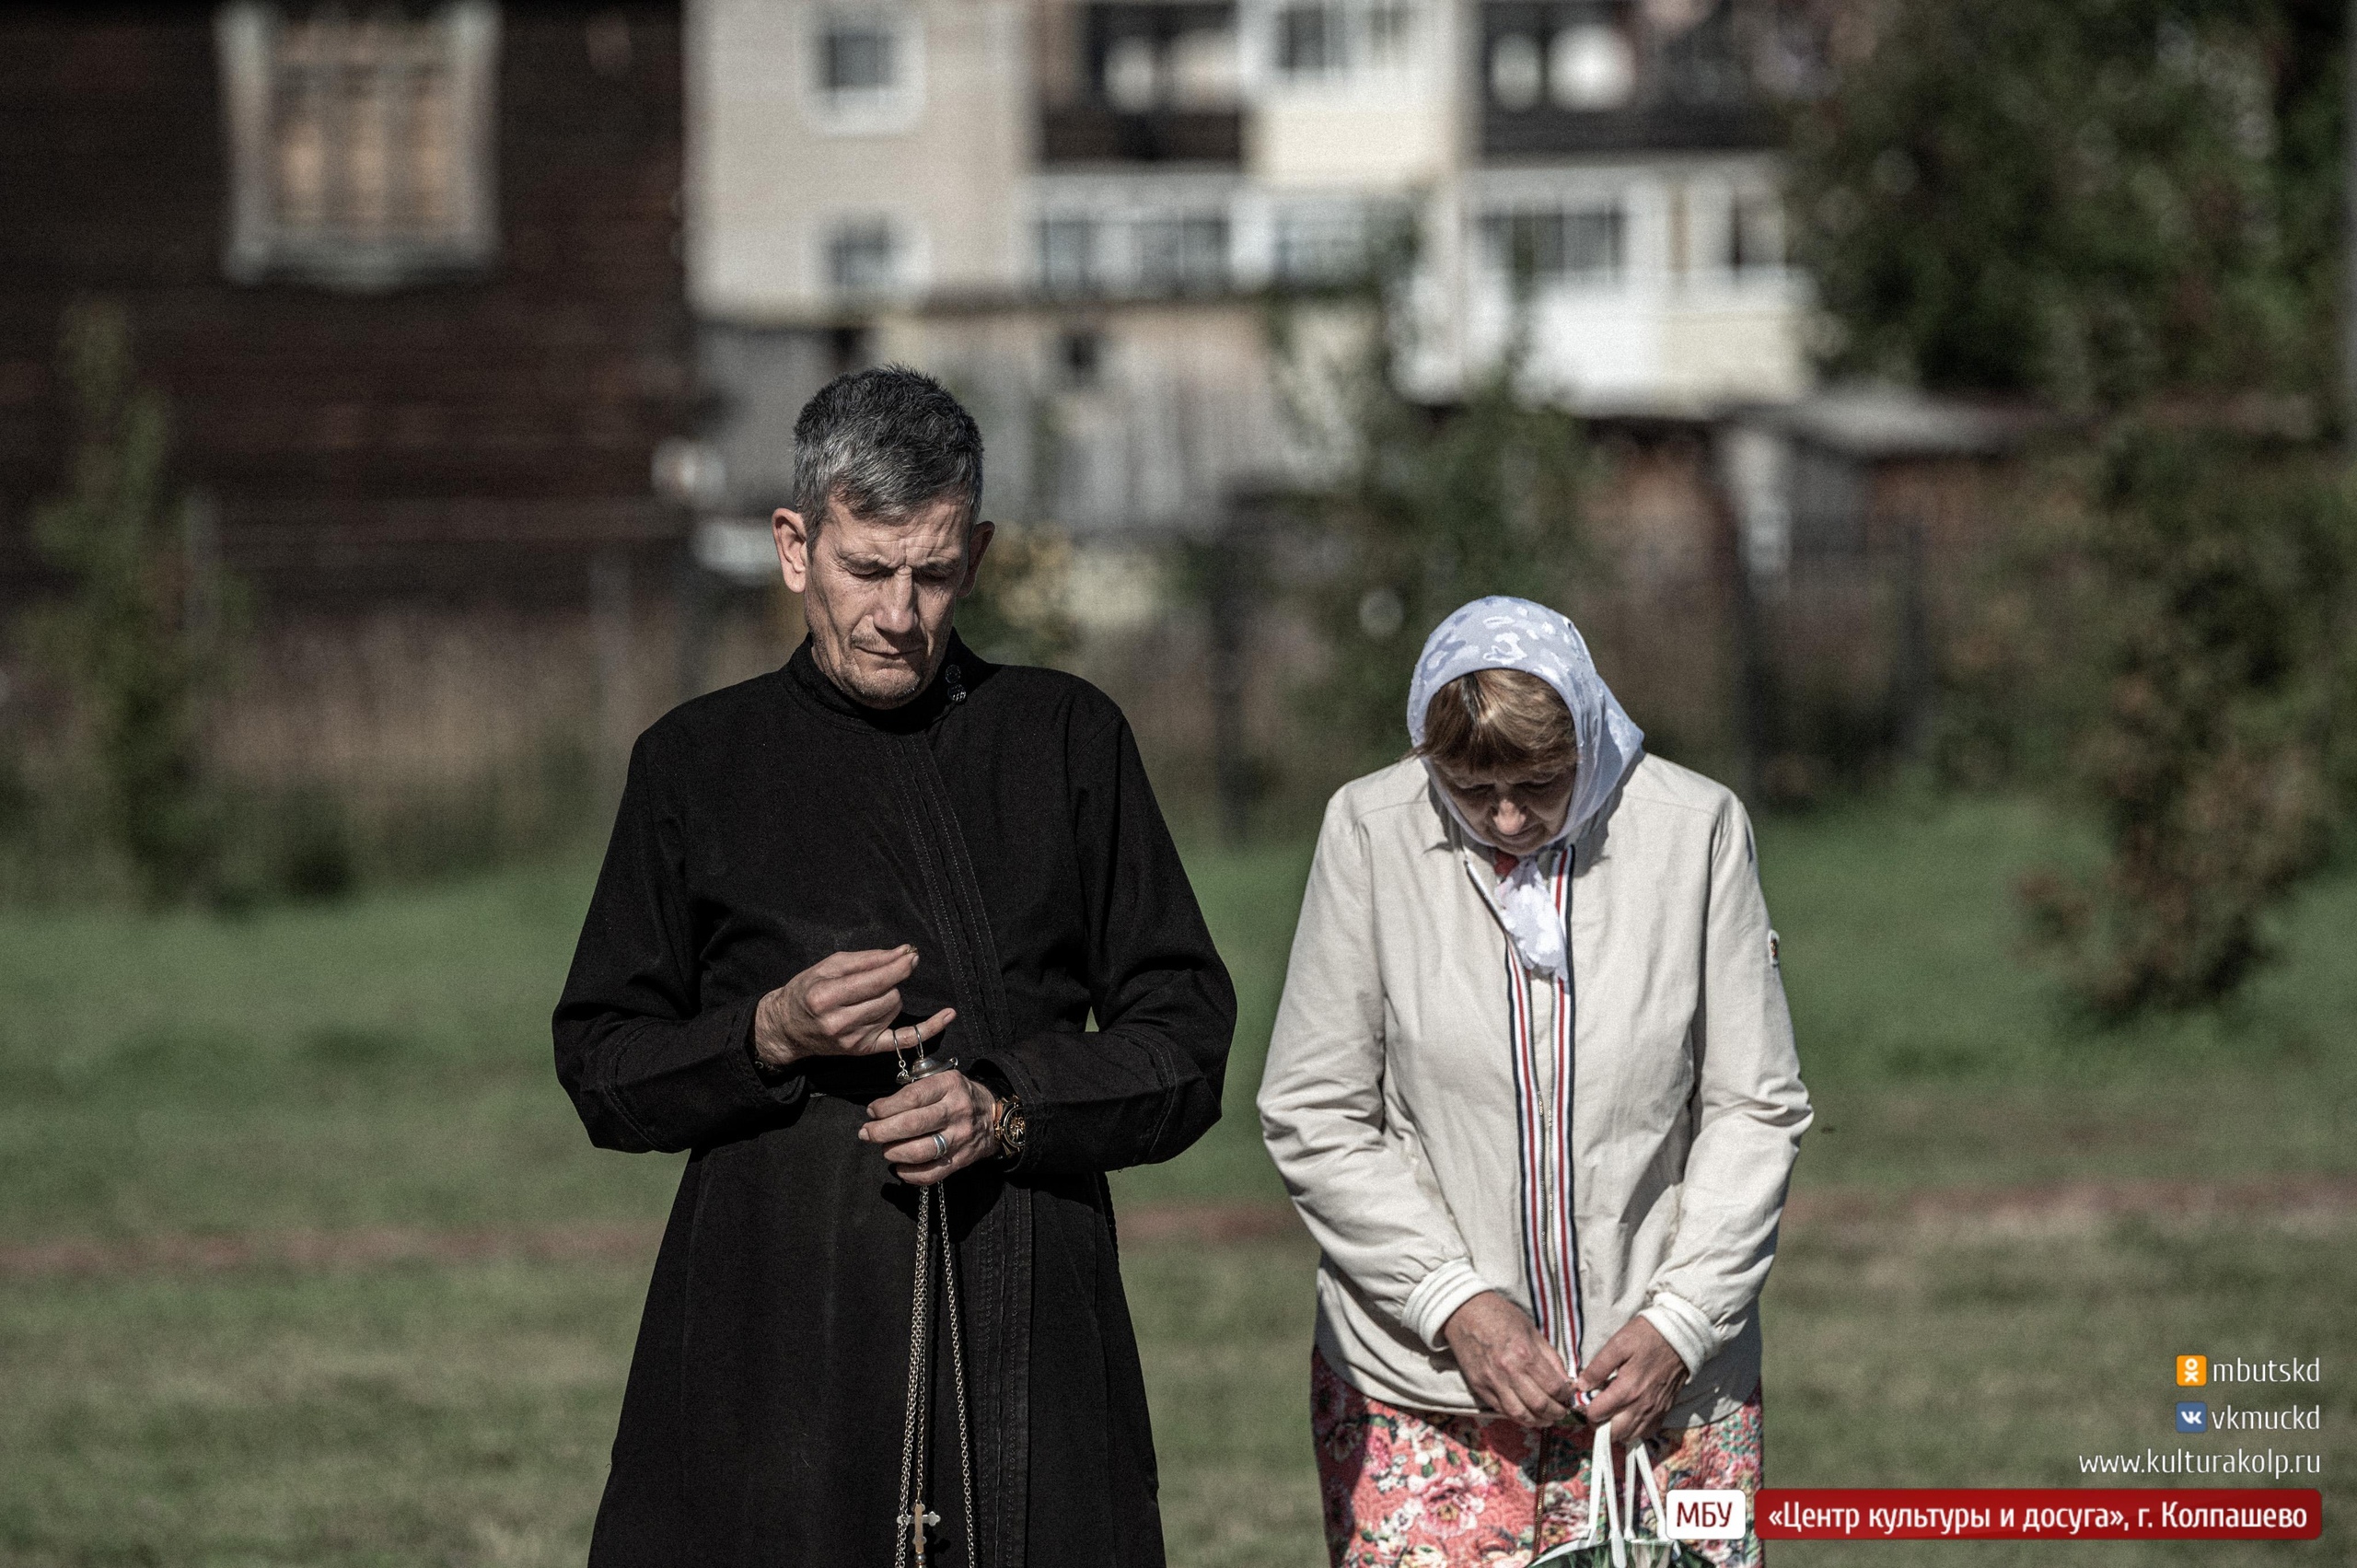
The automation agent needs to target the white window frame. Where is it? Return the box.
[1268,194,1411,284]
[1038,215,1101,296]
[1724,184,1786,277]
[1476,198,1631,291]
[1030,176,1243,299]
[1271,201,1364,281]
[820,213,925,301]
[1257,0,1420,87]
[1034,207,1235,298]
[1271,1,1344,78]
[215,0,500,290]
[1133,210,1231,294]
[806,6,925,136]
[1676,168,1791,290]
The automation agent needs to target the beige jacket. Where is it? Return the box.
[1258,755,1811,1425]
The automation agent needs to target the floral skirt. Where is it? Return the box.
[1311,1349,1764,1568]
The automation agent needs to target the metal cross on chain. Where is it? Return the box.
[894,1050,977,1568]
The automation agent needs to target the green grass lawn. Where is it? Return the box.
[0,795,2350,1563]
[1758,797,2357,1193]
[5,1215,2345,1566]
[1765,1205,2355,1566]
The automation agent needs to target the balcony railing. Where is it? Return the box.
[1480,101,1778,157]
[1039,105,1243,166]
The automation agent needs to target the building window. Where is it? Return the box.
[823,21,894,94]
[215,1,500,290]
[1480,204,1624,285]
[1548,22,1635,108]
[1039,217,1100,296]
[1489,32,1542,109]
[1362,1,1414,66]
[827,219,900,296]
[1135,214,1229,293]
[1102,33,1163,110]
[1058,326,1105,384]
[1271,0,1411,80]
[1275,203,1376,282]
[1274,4,1341,74]
[1489,18,1640,111]
[1085,5,1241,110]
[1727,190,1782,273]
[811,7,922,132]
[1166,24,1242,104]
[1039,210,1229,298]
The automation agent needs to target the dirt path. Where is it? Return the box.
[1785,1172,2357,1231]
[4,1175,2351,1283]
[0,1222,663,1281]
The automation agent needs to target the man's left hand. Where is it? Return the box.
[860,1072,1001,1185]
[1573,1316,1690,1445]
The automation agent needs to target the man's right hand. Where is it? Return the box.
[752,947,958,1071]
[1441,1290,1580,1427]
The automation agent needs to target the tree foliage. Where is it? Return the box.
[28,301,232,904]
[958,519,1080,669]
[1793,0,2345,413]
[1278,267,1592,779]
[2012,433,2357,1014]
[1792,0,2357,1016]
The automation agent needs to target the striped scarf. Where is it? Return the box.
[1497,844,1584,1373]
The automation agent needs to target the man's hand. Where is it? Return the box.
[859,1071,1001,1185]
[1441,1291,1579,1427]
[1573,1315,1689,1445]
[752,947,956,1071]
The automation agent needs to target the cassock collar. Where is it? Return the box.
[784,633,983,734]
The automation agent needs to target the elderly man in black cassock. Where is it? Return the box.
[554,366,1236,1568]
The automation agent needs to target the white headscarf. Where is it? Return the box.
[1406,596,1645,977]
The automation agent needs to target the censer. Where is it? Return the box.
[893,1048,975,1568]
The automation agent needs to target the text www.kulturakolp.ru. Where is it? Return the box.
[2079,1448,2320,1479]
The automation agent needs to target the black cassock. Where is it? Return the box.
[553,637,1236,1568]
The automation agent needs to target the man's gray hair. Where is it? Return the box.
[790,365,983,529]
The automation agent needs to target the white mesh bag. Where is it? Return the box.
[1528,1425,1719,1568]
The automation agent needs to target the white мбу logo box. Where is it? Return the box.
[1664,1490,1747,1540]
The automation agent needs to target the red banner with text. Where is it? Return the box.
[1753,1488,2321,1541]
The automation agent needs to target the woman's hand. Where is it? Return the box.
[1573,1316,1689,1444]
[858,1071,1001,1186]
[1441,1291,1579,1427]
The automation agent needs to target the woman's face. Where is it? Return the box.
[1433,763,1576,857]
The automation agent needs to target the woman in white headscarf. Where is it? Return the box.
[1259,597,1812,1567]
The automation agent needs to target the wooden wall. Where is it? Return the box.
[0,1,693,610]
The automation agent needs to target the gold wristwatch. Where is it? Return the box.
[992,1094,1028,1162]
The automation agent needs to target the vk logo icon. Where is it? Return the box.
[2175,1402,2208,1433]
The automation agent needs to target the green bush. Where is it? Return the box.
[2013,429,2357,1014]
[23,301,240,906]
[957,519,1079,668]
[1792,0,2357,1016]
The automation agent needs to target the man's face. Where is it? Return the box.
[773,493,994,709]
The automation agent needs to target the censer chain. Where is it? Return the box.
[895,1179,975,1568]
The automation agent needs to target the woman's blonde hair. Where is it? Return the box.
[1415,668,1577,777]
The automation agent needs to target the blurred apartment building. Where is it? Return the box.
[0,0,2007,815]
[680,0,2026,783]
[0,0,1867,608]
[686,0,1825,544]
